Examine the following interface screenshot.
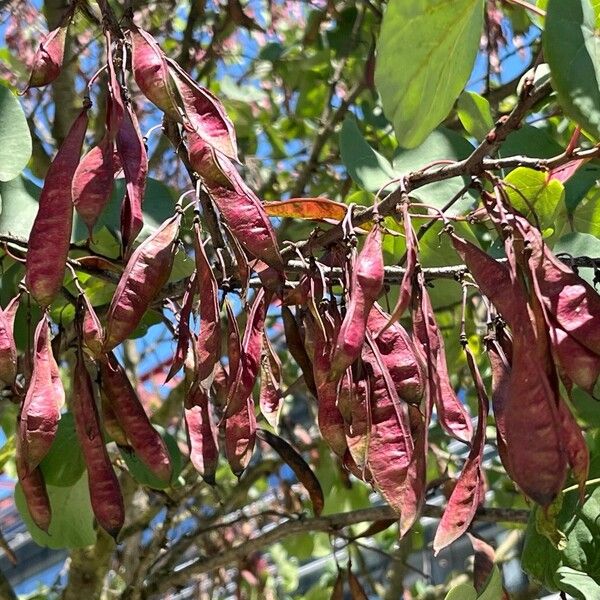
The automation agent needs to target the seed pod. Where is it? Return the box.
[116,105,148,255]
[15,428,51,532]
[73,137,115,236]
[167,58,237,159]
[256,428,324,515]
[190,138,283,270]
[258,333,283,430]
[20,316,61,472]
[340,368,370,472]
[100,387,130,447]
[330,224,384,381]
[166,273,197,382]
[225,301,241,390]
[282,306,317,398]
[104,212,181,350]
[486,336,512,478]
[26,104,89,308]
[433,346,487,554]
[363,335,414,515]
[552,324,600,399]
[185,383,219,484]
[129,24,181,120]
[194,223,221,383]
[80,294,104,358]
[331,570,344,600]
[504,335,566,506]
[379,202,417,332]
[306,310,349,458]
[0,295,19,386]
[367,303,425,404]
[224,289,267,418]
[224,395,256,477]
[48,338,65,411]
[222,222,250,294]
[420,287,473,445]
[348,569,369,600]
[73,348,124,539]
[24,16,70,92]
[100,352,172,482]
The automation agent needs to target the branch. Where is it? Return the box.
[143,503,529,595]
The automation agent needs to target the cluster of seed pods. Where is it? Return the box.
[12,9,598,554]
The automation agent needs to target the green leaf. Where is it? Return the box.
[444,583,477,600]
[457,91,494,141]
[544,0,600,139]
[503,167,566,234]
[119,425,182,489]
[554,566,600,599]
[573,187,600,236]
[15,473,97,549]
[522,484,600,590]
[39,413,86,487]
[392,129,476,215]
[477,565,503,600]
[0,175,41,240]
[553,232,600,287]
[0,435,14,470]
[339,117,396,192]
[499,124,563,161]
[0,83,32,181]
[375,0,484,148]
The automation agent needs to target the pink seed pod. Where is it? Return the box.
[80,294,104,358]
[23,15,71,92]
[104,212,181,350]
[330,224,384,380]
[363,335,414,515]
[129,24,181,120]
[224,395,257,477]
[73,137,115,237]
[0,295,20,386]
[185,383,219,484]
[224,289,267,418]
[19,316,61,472]
[433,345,488,554]
[73,348,124,539]
[26,103,89,308]
[167,58,238,159]
[339,367,369,473]
[367,303,425,404]
[15,428,51,532]
[258,332,283,430]
[100,352,172,482]
[419,287,473,445]
[166,273,197,383]
[116,105,148,255]
[194,222,221,383]
[100,387,130,448]
[188,136,284,271]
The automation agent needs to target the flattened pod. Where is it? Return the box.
[100,352,172,482]
[167,58,238,159]
[129,24,181,120]
[433,346,488,554]
[20,316,61,471]
[72,137,115,236]
[282,306,317,398]
[363,336,414,515]
[194,222,221,383]
[73,350,124,538]
[225,396,256,477]
[26,104,89,307]
[24,19,70,92]
[80,294,104,358]
[0,295,19,385]
[367,303,425,404]
[116,105,148,254]
[104,212,181,350]
[504,337,566,506]
[330,224,384,380]
[224,289,267,417]
[259,334,283,430]
[185,384,219,483]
